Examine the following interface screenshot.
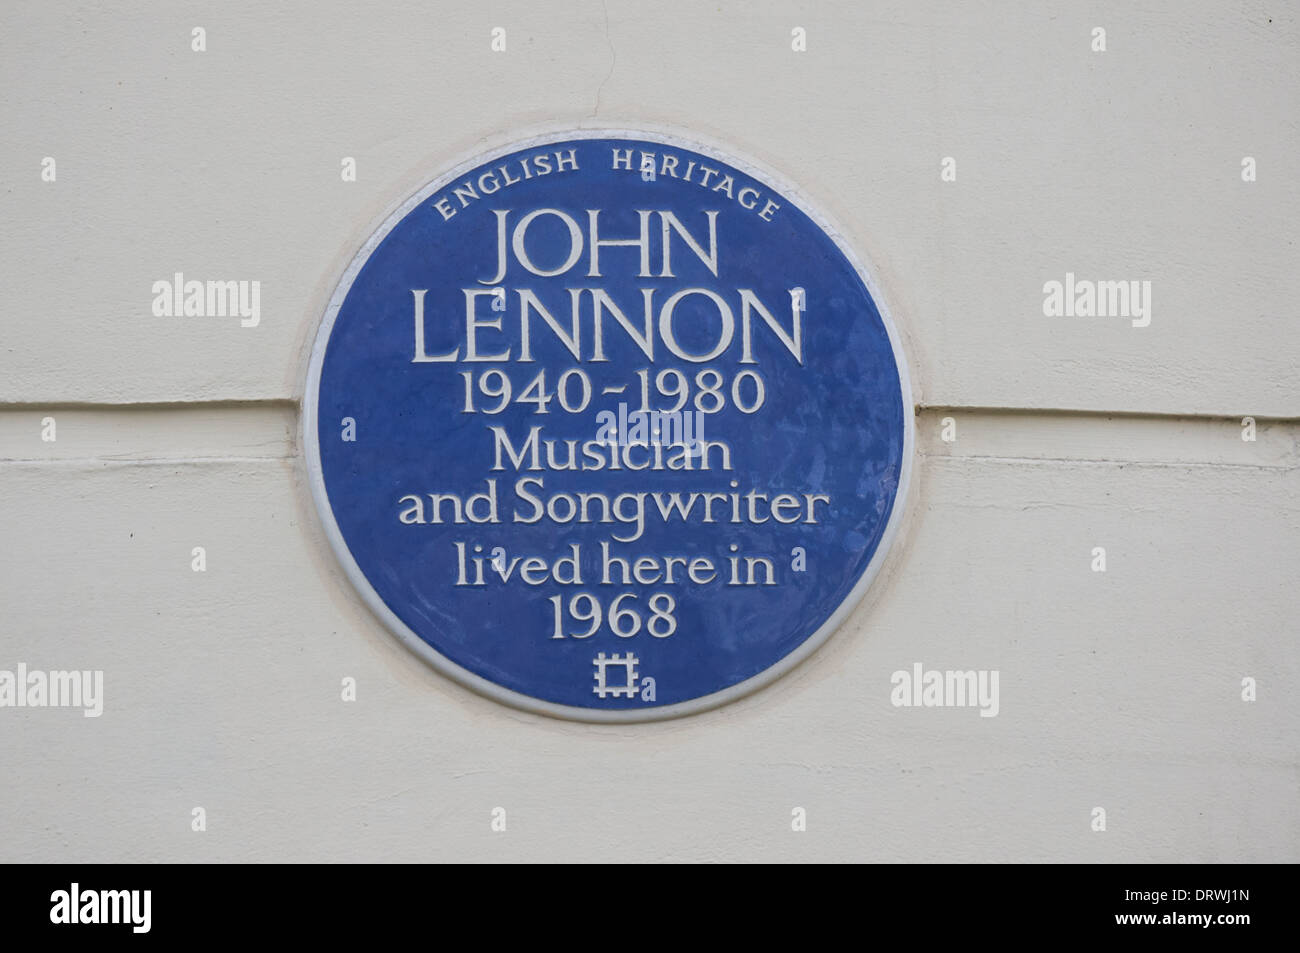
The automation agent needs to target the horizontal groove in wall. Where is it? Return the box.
[918,409,1299,470]
[0,403,1295,469]
[0,404,298,463]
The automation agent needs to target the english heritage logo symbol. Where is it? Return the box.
[303,129,913,721]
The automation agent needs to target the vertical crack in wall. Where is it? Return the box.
[593,0,616,117]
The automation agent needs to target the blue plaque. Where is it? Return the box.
[304,129,913,721]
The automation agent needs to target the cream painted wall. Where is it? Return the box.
[1,1,1296,862]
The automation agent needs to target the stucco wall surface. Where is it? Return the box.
[0,1,1295,862]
